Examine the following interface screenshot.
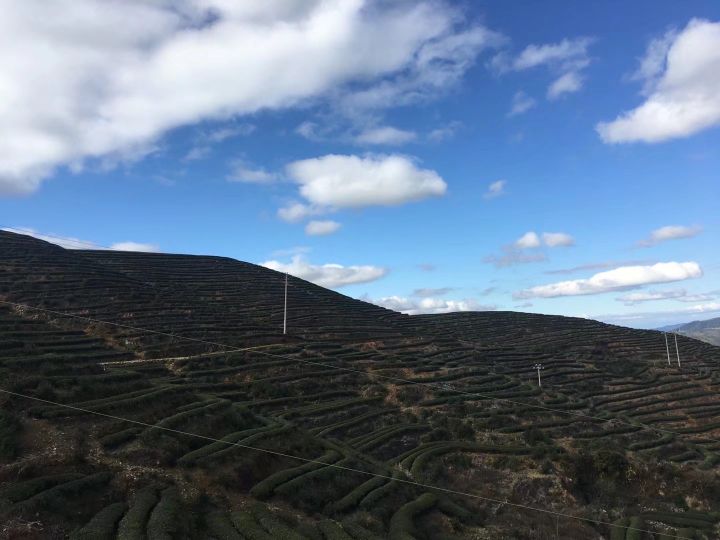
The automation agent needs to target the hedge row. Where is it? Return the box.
[117,486,159,540]
[250,450,340,499]
[147,487,185,540]
[389,493,437,540]
[69,502,127,540]
[16,472,112,513]
[0,473,84,504]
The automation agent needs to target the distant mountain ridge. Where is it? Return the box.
[675,316,720,346]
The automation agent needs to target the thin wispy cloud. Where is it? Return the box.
[637,225,702,247]
[484,180,507,199]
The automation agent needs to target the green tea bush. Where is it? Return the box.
[70,502,127,540]
[0,408,20,459]
[389,493,437,540]
[147,486,185,540]
[205,510,243,540]
[117,486,158,540]
[0,473,84,504]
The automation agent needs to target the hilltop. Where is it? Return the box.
[1,230,719,539]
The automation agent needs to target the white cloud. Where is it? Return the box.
[485,230,573,268]
[617,288,719,305]
[110,241,160,253]
[511,38,592,71]
[597,302,720,328]
[261,255,386,289]
[494,37,591,100]
[484,179,506,199]
[515,261,703,299]
[484,248,547,268]
[0,1,494,195]
[637,225,702,247]
[3,227,158,252]
[597,19,720,143]
[205,124,255,142]
[413,287,454,297]
[277,202,324,223]
[305,220,341,236]
[370,295,496,315]
[515,231,541,249]
[228,161,279,184]
[542,232,575,247]
[508,91,536,116]
[616,289,688,305]
[286,154,447,209]
[355,126,417,145]
[183,146,211,161]
[427,121,461,141]
[2,227,99,249]
[547,71,582,99]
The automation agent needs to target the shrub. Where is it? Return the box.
[389,493,437,540]
[205,511,243,540]
[117,486,158,540]
[0,408,20,459]
[70,502,127,540]
[147,487,185,540]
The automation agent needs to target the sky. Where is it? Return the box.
[1,0,719,329]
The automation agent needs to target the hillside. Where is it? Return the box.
[675,317,720,347]
[1,230,719,539]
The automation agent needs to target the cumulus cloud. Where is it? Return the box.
[597,19,720,143]
[110,241,160,253]
[515,231,541,249]
[355,126,417,145]
[508,91,536,116]
[493,37,591,99]
[370,295,496,315]
[304,220,341,236]
[286,154,447,209]
[484,179,507,199]
[0,0,494,195]
[542,232,575,247]
[515,261,703,299]
[485,230,573,268]
[637,225,702,247]
[261,255,387,289]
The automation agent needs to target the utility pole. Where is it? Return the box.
[674,333,681,368]
[664,332,671,366]
[283,273,288,335]
[534,363,543,388]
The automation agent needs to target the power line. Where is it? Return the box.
[0,387,691,540]
[1,298,717,445]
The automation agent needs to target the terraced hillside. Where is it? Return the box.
[1,230,719,539]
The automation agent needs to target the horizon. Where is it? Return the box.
[2,1,719,330]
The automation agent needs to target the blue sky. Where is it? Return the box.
[1,1,718,328]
